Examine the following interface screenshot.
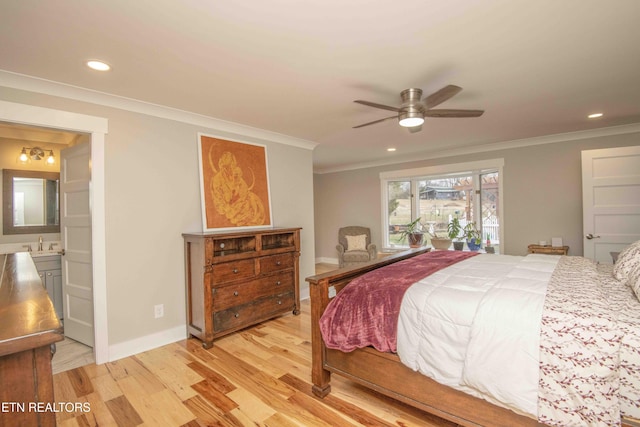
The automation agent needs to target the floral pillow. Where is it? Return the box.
[613,240,640,283]
[345,234,367,252]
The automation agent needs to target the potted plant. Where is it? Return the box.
[399,217,425,248]
[447,217,464,251]
[463,222,482,251]
[485,232,495,253]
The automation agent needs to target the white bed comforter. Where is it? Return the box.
[397,253,560,417]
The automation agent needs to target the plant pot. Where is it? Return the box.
[431,238,452,250]
[408,233,424,248]
[467,239,482,251]
[453,241,464,251]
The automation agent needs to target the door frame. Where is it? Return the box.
[0,100,109,364]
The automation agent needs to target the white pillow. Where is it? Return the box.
[345,234,367,251]
[613,240,640,283]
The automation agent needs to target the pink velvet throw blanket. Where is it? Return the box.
[319,250,479,353]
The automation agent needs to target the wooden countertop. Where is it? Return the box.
[0,252,63,357]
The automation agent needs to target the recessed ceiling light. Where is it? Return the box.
[87,60,111,71]
[387,148,396,152]
[588,113,603,119]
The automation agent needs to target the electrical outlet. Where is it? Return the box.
[154,304,164,319]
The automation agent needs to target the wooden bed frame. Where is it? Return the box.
[307,249,569,427]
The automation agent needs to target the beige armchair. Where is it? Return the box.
[336,226,377,268]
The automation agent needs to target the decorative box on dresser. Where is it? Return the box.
[183,227,301,348]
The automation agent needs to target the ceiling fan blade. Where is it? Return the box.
[354,100,400,112]
[407,125,422,133]
[423,85,463,109]
[425,109,484,118]
[353,115,397,128]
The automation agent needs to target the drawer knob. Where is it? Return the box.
[276,281,281,286]
[277,300,282,305]
[233,291,239,296]
[233,268,239,274]
[276,261,281,266]
[234,313,239,318]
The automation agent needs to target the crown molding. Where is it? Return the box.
[0,70,318,151]
[314,122,640,174]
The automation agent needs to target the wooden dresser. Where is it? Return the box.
[0,252,63,427]
[183,227,301,348]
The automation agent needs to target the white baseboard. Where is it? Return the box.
[315,256,338,265]
[108,325,187,362]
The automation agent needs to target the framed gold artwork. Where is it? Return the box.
[197,133,272,231]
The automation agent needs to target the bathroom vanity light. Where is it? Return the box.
[18,147,55,165]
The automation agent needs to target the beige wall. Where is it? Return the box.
[314,132,640,261]
[0,86,316,348]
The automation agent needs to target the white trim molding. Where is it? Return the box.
[0,100,110,365]
[380,158,505,180]
[315,123,640,174]
[0,70,317,152]
[108,326,187,362]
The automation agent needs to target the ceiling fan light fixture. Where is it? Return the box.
[399,117,424,127]
[398,110,424,127]
[353,85,483,132]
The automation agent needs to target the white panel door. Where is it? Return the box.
[582,145,640,263]
[61,142,94,346]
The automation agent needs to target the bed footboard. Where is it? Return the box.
[306,249,429,398]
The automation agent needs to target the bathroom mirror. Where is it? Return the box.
[2,169,60,235]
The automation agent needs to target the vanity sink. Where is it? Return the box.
[30,250,63,258]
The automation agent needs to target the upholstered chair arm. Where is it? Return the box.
[367,243,377,260]
[336,244,346,267]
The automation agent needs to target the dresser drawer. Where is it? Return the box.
[212,259,256,283]
[213,292,295,333]
[213,271,294,310]
[259,253,294,274]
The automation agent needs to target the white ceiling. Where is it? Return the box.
[1,0,639,173]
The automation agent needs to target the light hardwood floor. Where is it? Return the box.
[52,298,456,427]
[53,337,95,375]
[314,262,339,275]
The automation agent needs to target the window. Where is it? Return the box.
[381,159,503,252]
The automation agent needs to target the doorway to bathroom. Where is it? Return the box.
[0,100,108,366]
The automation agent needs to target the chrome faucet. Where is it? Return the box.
[38,236,43,252]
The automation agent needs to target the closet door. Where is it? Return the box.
[582,145,640,263]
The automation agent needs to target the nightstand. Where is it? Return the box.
[527,244,569,255]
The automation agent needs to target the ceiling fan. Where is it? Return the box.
[353,85,484,133]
